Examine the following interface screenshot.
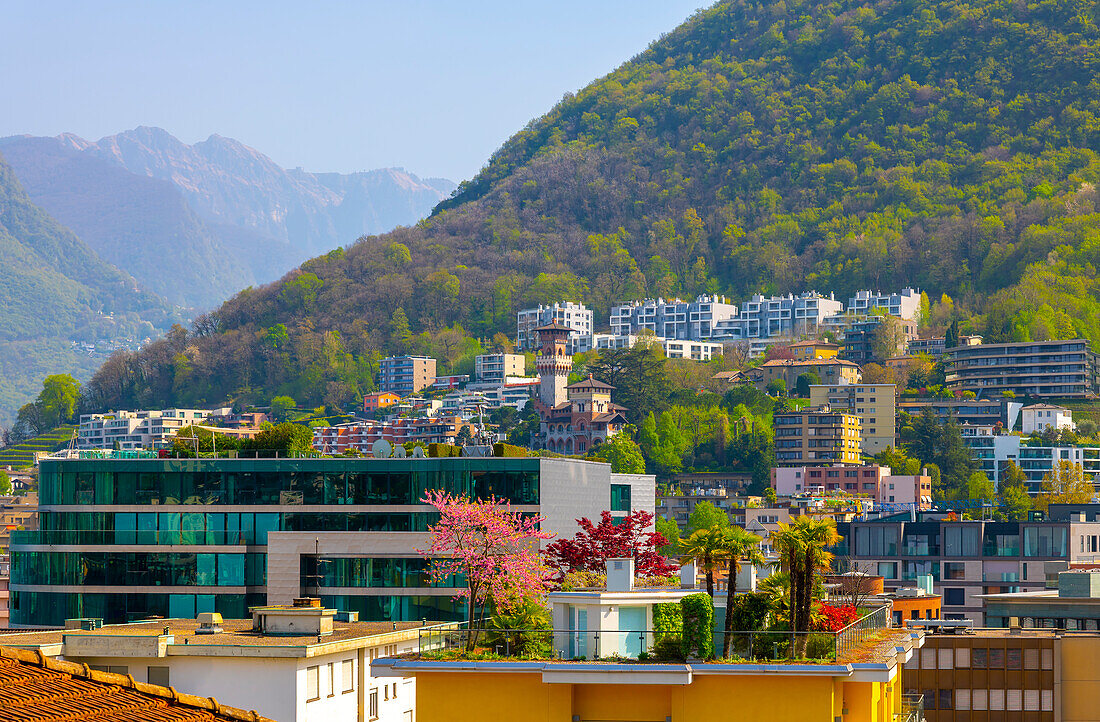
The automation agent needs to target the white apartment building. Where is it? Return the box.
[609,295,738,340]
[76,408,221,450]
[473,353,526,385]
[711,291,844,340]
[961,426,1100,493]
[589,333,723,361]
[1021,404,1075,435]
[516,302,593,352]
[0,605,420,722]
[847,288,922,321]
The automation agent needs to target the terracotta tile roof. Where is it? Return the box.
[0,646,275,721]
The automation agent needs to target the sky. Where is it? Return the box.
[1,1,704,182]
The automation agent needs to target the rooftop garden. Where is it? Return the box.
[410,492,898,665]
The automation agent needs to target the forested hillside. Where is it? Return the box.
[83,0,1100,413]
[0,153,177,421]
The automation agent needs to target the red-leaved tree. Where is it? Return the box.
[543,510,679,578]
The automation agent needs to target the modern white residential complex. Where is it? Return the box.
[711,291,844,340]
[76,408,260,450]
[516,302,593,352]
[847,287,923,321]
[609,295,738,340]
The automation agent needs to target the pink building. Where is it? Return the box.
[771,465,932,510]
[312,416,472,454]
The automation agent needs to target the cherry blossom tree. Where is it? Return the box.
[544,510,680,578]
[419,490,554,647]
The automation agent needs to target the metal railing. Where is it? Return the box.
[418,617,894,663]
[836,604,891,659]
[896,693,925,722]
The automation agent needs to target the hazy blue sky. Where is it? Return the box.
[2,1,704,182]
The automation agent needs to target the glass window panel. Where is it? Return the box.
[137,514,157,545]
[180,514,203,545]
[955,647,969,667]
[989,689,1004,710]
[1024,648,1039,669]
[196,554,216,585]
[1007,648,1022,669]
[956,689,970,711]
[972,689,987,710]
[217,554,245,586]
[938,649,953,669]
[1006,689,1022,710]
[115,514,137,545]
[989,648,1004,668]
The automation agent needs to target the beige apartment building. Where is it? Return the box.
[810,383,897,454]
[773,406,863,467]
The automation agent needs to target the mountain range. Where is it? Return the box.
[66,0,1100,416]
[0,128,454,423]
[0,128,455,309]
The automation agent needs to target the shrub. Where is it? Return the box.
[726,592,771,632]
[428,443,461,458]
[652,602,685,661]
[680,592,714,660]
[493,442,528,457]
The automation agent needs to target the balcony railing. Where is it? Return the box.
[897,694,925,722]
[417,608,893,664]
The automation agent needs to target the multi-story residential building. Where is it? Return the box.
[0,493,37,553]
[429,374,469,391]
[749,358,862,391]
[899,398,1023,430]
[981,568,1100,630]
[362,391,400,414]
[378,356,437,395]
[788,339,840,360]
[945,339,1100,399]
[848,288,923,320]
[77,409,226,450]
[772,465,932,509]
[902,628,1064,719]
[656,487,737,528]
[8,455,655,627]
[810,383,896,454]
[834,513,1100,622]
[711,291,844,340]
[0,554,9,628]
[473,353,525,384]
[589,333,724,361]
[773,406,863,467]
[959,427,1100,492]
[841,317,918,363]
[1021,403,1075,435]
[312,417,475,453]
[906,334,983,357]
[610,295,738,340]
[0,604,422,722]
[516,302,592,352]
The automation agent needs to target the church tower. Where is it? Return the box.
[534,323,572,409]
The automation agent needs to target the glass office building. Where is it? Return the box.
[11,456,654,627]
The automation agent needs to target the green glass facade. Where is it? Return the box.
[12,457,544,626]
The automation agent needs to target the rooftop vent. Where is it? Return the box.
[293,597,322,608]
[195,612,224,635]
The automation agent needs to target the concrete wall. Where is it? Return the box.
[266,531,432,605]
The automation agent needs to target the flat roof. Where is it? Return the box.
[0,618,428,652]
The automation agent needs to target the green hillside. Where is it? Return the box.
[83,0,1100,412]
[0,425,75,469]
[0,152,180,421]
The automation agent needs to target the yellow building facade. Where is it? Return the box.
[374,635,923,722]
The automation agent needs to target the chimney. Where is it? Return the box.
[680,560,697,590]
[606,558,634,592]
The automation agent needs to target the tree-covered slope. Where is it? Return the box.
[0,152,178,421]
[84,0,1100,412]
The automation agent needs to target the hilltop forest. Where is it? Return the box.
[80,0,1100,414]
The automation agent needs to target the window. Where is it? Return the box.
[610,484,631,512]
[955,647,969,667]
[989,689,1005,711]
[1007,648,1022,669]
[938,648,953,669]
[147,666,170,687]
[989,648,1005,668]
[938,689,952,710]
[956,689,970,710]
[369,689,379,720]
[972,689,987,710]
[327,662,335,697]
[306,666,320,702]
[943,562,966,580]
[1024,648,1039,669]
[342,659,354,693]
[944,588,966,606]
[1007,689,1022,711]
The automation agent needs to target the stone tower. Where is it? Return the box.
[534,323,572,409]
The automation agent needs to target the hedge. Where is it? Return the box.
[680,593,714,661]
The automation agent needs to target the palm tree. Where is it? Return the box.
[718,526,764,658]
[680,527,727,598]
[773,517,840,657]
[757,571,790,626]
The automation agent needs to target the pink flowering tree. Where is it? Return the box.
[419,490,554,649]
